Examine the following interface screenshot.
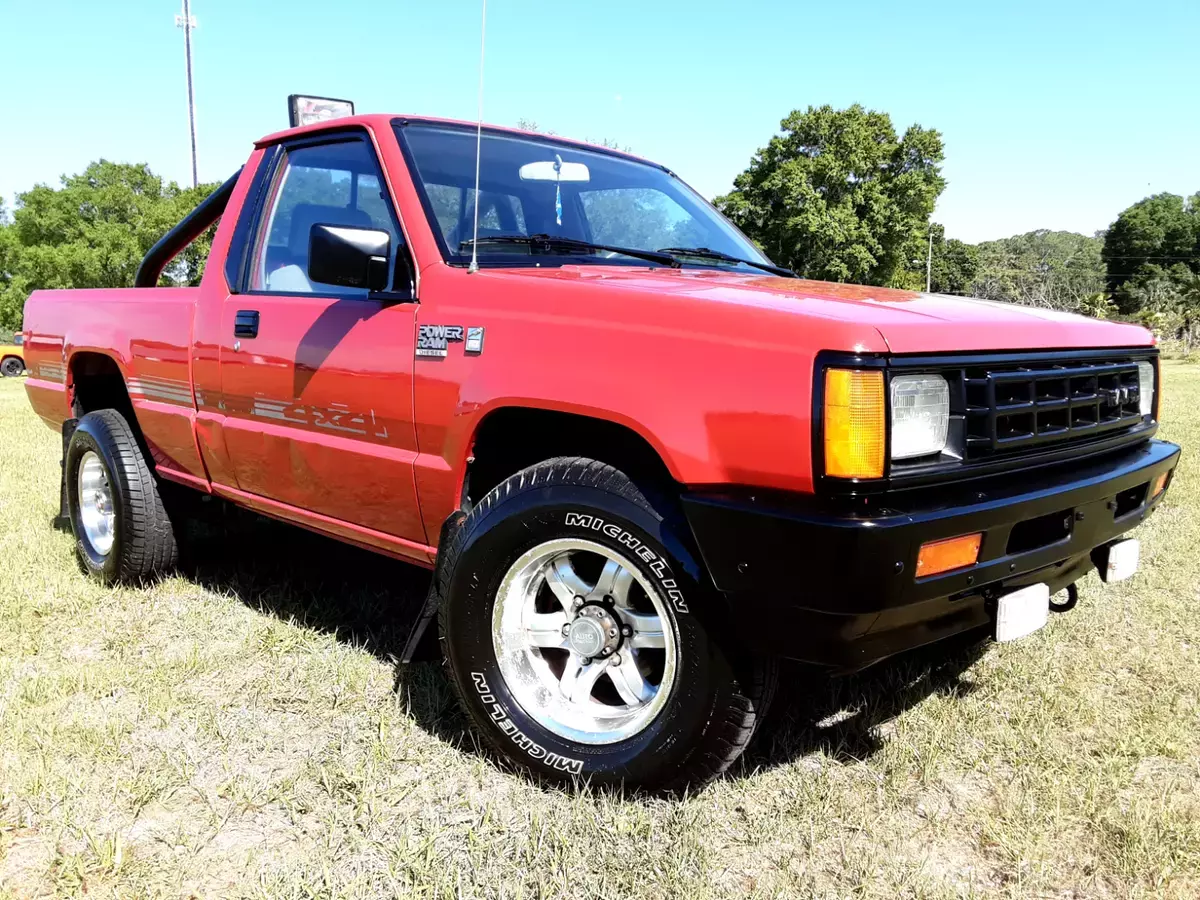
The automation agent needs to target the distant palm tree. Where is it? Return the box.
[1079,292,1115,319]
[1171,270,1200,352]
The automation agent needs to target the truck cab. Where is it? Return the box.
[21,112,1181,790]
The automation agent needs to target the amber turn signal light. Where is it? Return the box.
[1152,470,1170,499]
[824,369,885,479]
[916,533,982,578]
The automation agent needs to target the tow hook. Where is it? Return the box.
[1049,583,1079,614]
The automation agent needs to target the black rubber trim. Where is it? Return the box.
[682,438,1180,667]
[224,147,278,293]
[54,417,80,532]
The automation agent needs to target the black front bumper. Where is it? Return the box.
[682,439,1180,670]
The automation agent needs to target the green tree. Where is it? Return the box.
[0,197,17,331]
[1180,271,1200,348]
[0,161,220,332]
[714,104,946,286]
[1131,270,1200,350]
[927,223,979,295]
[1102,192,1200,313]
[971,230,1105,313]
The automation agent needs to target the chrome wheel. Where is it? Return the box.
[77,451,116,556]
[492,538,677,745]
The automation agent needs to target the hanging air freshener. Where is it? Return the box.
[554,154,563,227]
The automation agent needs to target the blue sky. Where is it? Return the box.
[1,0,1197,243]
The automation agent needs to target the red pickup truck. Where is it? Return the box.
[22,113,1180,790]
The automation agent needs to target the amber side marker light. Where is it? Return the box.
[916,533,983,578]
[1152,470,1170,499]
[824,369,885,479]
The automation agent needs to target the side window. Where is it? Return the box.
[249,140,403,296]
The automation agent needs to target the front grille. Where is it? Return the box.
[962,359,1143,459]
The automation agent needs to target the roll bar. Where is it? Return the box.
[134,168,242,288]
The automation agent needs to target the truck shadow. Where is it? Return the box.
[177,509,990,786]
[735,638,988,779]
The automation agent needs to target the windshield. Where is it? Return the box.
[397,123,772,272]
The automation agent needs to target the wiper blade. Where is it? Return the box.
[461,234,681,269]
[657,246,796,278]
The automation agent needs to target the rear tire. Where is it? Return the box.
[436,457,776,791]
[65,409,179,584]
[1,356,23,377]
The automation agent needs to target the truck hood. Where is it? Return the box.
[510,267,1153,354]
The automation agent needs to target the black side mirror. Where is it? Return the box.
[308,224,391,292]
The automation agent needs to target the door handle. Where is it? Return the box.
[234,310,259,339]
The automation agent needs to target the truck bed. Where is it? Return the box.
[24,287,201,475]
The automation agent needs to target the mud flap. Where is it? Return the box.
[400,509,466,663]
[53,418,80,532]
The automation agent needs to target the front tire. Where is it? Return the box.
[65,409,179,584]
[1,356,23,377]
[437,457,775,791]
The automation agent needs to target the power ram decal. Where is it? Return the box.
[564,512,690,613]
[416,325,486,358]
[470,673,584,774]
[416,325,464,358]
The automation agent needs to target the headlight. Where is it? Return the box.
[1137,360,1155,417]
[891,374,949,459]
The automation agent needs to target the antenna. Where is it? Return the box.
[467,0,488,274]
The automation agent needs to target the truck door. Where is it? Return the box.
[216,132,427,548]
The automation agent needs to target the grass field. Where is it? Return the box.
[1,369,1198,899]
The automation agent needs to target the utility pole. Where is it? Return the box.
[175,0,198,188]
[926,226,936,294]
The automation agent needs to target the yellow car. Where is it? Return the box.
[1,334,25,377]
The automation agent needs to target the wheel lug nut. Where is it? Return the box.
[573,597,584,609]
[561,624,570,636]
[610,654,621,666]
[603,595,614,606]
[621,625,632,637]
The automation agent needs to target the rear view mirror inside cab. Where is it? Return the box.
[519,160,590,183]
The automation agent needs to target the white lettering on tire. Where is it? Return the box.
[470,673,584,774]
[564,513,690,613]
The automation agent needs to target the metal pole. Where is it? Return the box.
[177,0,199,188]
[926,229,936,292]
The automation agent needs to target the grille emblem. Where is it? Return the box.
[1102,386,1136,407]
